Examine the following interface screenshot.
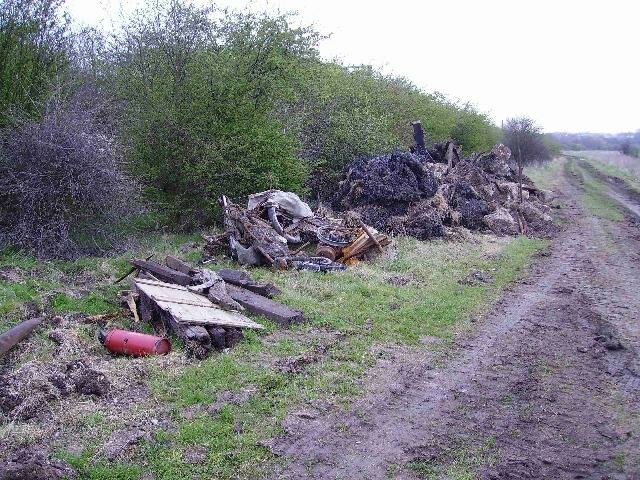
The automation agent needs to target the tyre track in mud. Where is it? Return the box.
[268,161,640,480]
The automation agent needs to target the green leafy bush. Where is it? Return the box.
[110,1,313,226]
[0,0,69,126]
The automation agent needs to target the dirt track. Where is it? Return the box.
[268,160,640,479]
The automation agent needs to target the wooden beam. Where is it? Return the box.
[130,259,193,286]
[217,268,281,298]
[165,255,195,275]
[225,284,304,326]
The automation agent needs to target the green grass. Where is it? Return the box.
[57,450,142,480]
[1,231,546,479]
[407,437,498,479]
[0,233,203,331]
[565,160,624,221]
[583,159,640,193]
[525,158,565,191]
[564,152,640,192]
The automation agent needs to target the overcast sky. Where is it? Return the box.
[67,0,639,133]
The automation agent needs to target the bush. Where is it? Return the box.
[279,63,499,197]
[110,1,312,227]
[0,0,69,126]
[0,87,138,258]
[502,117,551,167]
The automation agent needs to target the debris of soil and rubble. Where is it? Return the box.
[333,123,554,239]
[0,446,77,480]
[0,358,110,421]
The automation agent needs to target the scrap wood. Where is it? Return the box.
[130,259,193,286]
[223,201,288,264]
[126,293,140,323]
[338,231,391,262]
[134,278,263,330]
[217,268,281,298]
[357,219,384,254]
[225,283,304,326]
[114,254,153,284]
[168,255,281,300]
[190,268,244,311]
[83,312,125,324]
[165,255,195,275]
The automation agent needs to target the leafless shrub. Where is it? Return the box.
[0,87,138,258]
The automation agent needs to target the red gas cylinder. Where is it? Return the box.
[102,329,171,357]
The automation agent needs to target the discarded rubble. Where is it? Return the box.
[122,256,304,358]
[205,189,391,271]
[332,123,554,239]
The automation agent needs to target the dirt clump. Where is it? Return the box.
[208,385,258,415]
[483,207,519,236]
[0,356,111,422]
[0,446,76,480]
[100,428,147,461]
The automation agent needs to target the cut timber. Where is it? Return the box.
[225,283,304,326]
[217,268,281,298]
[165,255,195,275]
[134,278,263,330]
[131,260,193,286]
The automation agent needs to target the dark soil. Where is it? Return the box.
[267,160,640,479]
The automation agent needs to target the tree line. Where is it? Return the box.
[0,0,521,258]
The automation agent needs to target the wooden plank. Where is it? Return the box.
[130,260,193,286]
[217,268,281,298]
[165,255,195,275]
[225,283,304,326]
[135,279,263,330]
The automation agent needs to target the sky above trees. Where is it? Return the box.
[67,0,639,133]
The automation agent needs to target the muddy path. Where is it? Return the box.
[268,160,640,480]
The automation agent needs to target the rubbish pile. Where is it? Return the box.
[204,190,391,270]
[119,256,305,358]
[333,123,554,239]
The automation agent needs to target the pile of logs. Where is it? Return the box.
[204,192,391,271]
[124,256,304,358]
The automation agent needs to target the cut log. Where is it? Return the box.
[165,255,195,275]
[225,283,304,326]
[0,317,44,357]
[130,260,193,286]
[183,325,212,359]
[224,327,244,348]
[217,268,281,298]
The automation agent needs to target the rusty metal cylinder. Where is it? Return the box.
[103,329,171,357]
[0,317,44,357]
[315,244,339,261]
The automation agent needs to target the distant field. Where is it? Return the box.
[566,150,640,177]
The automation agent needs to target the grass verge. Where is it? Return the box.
[1,232,546,479]
[141,235,545,479]
[565,159,624,222]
